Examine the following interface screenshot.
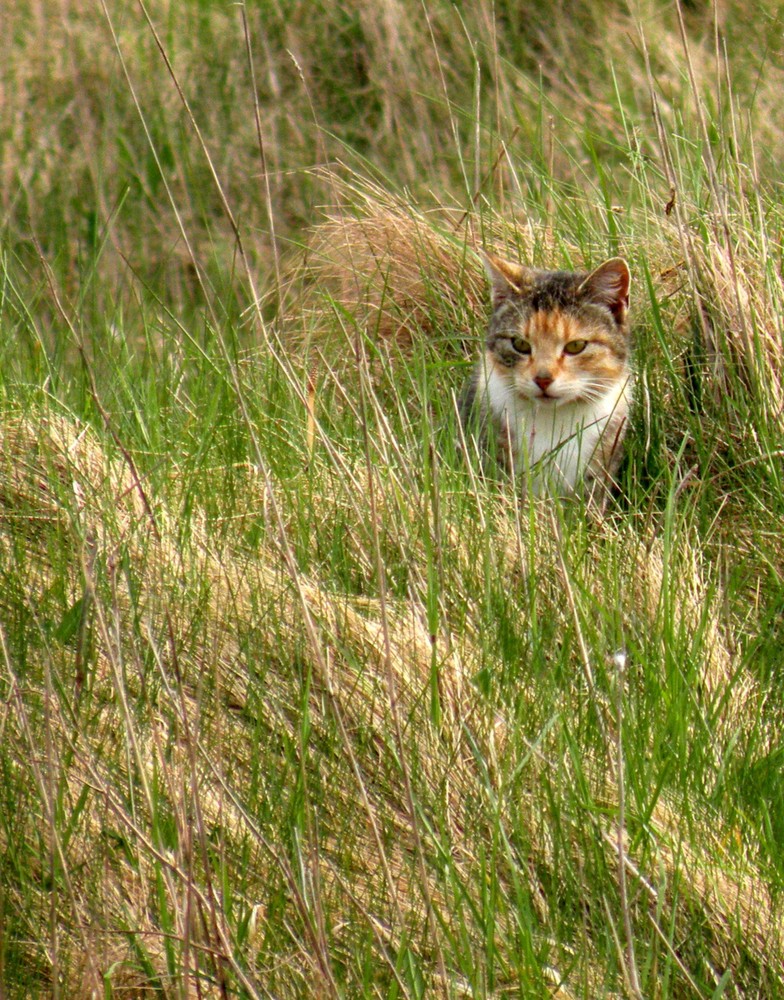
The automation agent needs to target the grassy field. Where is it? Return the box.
[2,0,784,996]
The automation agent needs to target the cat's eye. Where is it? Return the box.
[563,339,588,355]
[511,336,532,355]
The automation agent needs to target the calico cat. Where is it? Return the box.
[461,254,632,507]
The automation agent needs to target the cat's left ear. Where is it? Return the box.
[579,258,630,325]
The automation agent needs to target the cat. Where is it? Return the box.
[460,253,632,508]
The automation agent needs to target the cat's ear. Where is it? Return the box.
[483,252,533,308]
[579,258,630,325]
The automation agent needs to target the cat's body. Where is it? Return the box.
[461,254,632,507]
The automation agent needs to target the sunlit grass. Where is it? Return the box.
[1,0,784,997]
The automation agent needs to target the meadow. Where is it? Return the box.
[2,0,784,996]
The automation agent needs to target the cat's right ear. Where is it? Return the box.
[579,258,631,325]
[483,253,532,308]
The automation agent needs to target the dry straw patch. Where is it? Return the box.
[2,402,780,993]
[288,176,487,356]
[0,407,482,992]
[696,239,784,419]
[657,228,784,435]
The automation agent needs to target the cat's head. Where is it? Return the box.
[483,254,631,406]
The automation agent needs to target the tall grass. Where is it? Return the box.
[1,0,784,996]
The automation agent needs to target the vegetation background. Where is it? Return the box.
[2,0,784,996]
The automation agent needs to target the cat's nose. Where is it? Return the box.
[534,373,554,391]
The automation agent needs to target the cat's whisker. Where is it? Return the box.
[577,386,612,403]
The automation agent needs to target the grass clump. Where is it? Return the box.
[2,0,784,997]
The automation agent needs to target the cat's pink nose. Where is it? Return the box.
[534,374,553,391]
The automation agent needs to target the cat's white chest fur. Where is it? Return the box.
[485,368,629,495]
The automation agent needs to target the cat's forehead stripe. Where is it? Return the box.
[527,309,581,339]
